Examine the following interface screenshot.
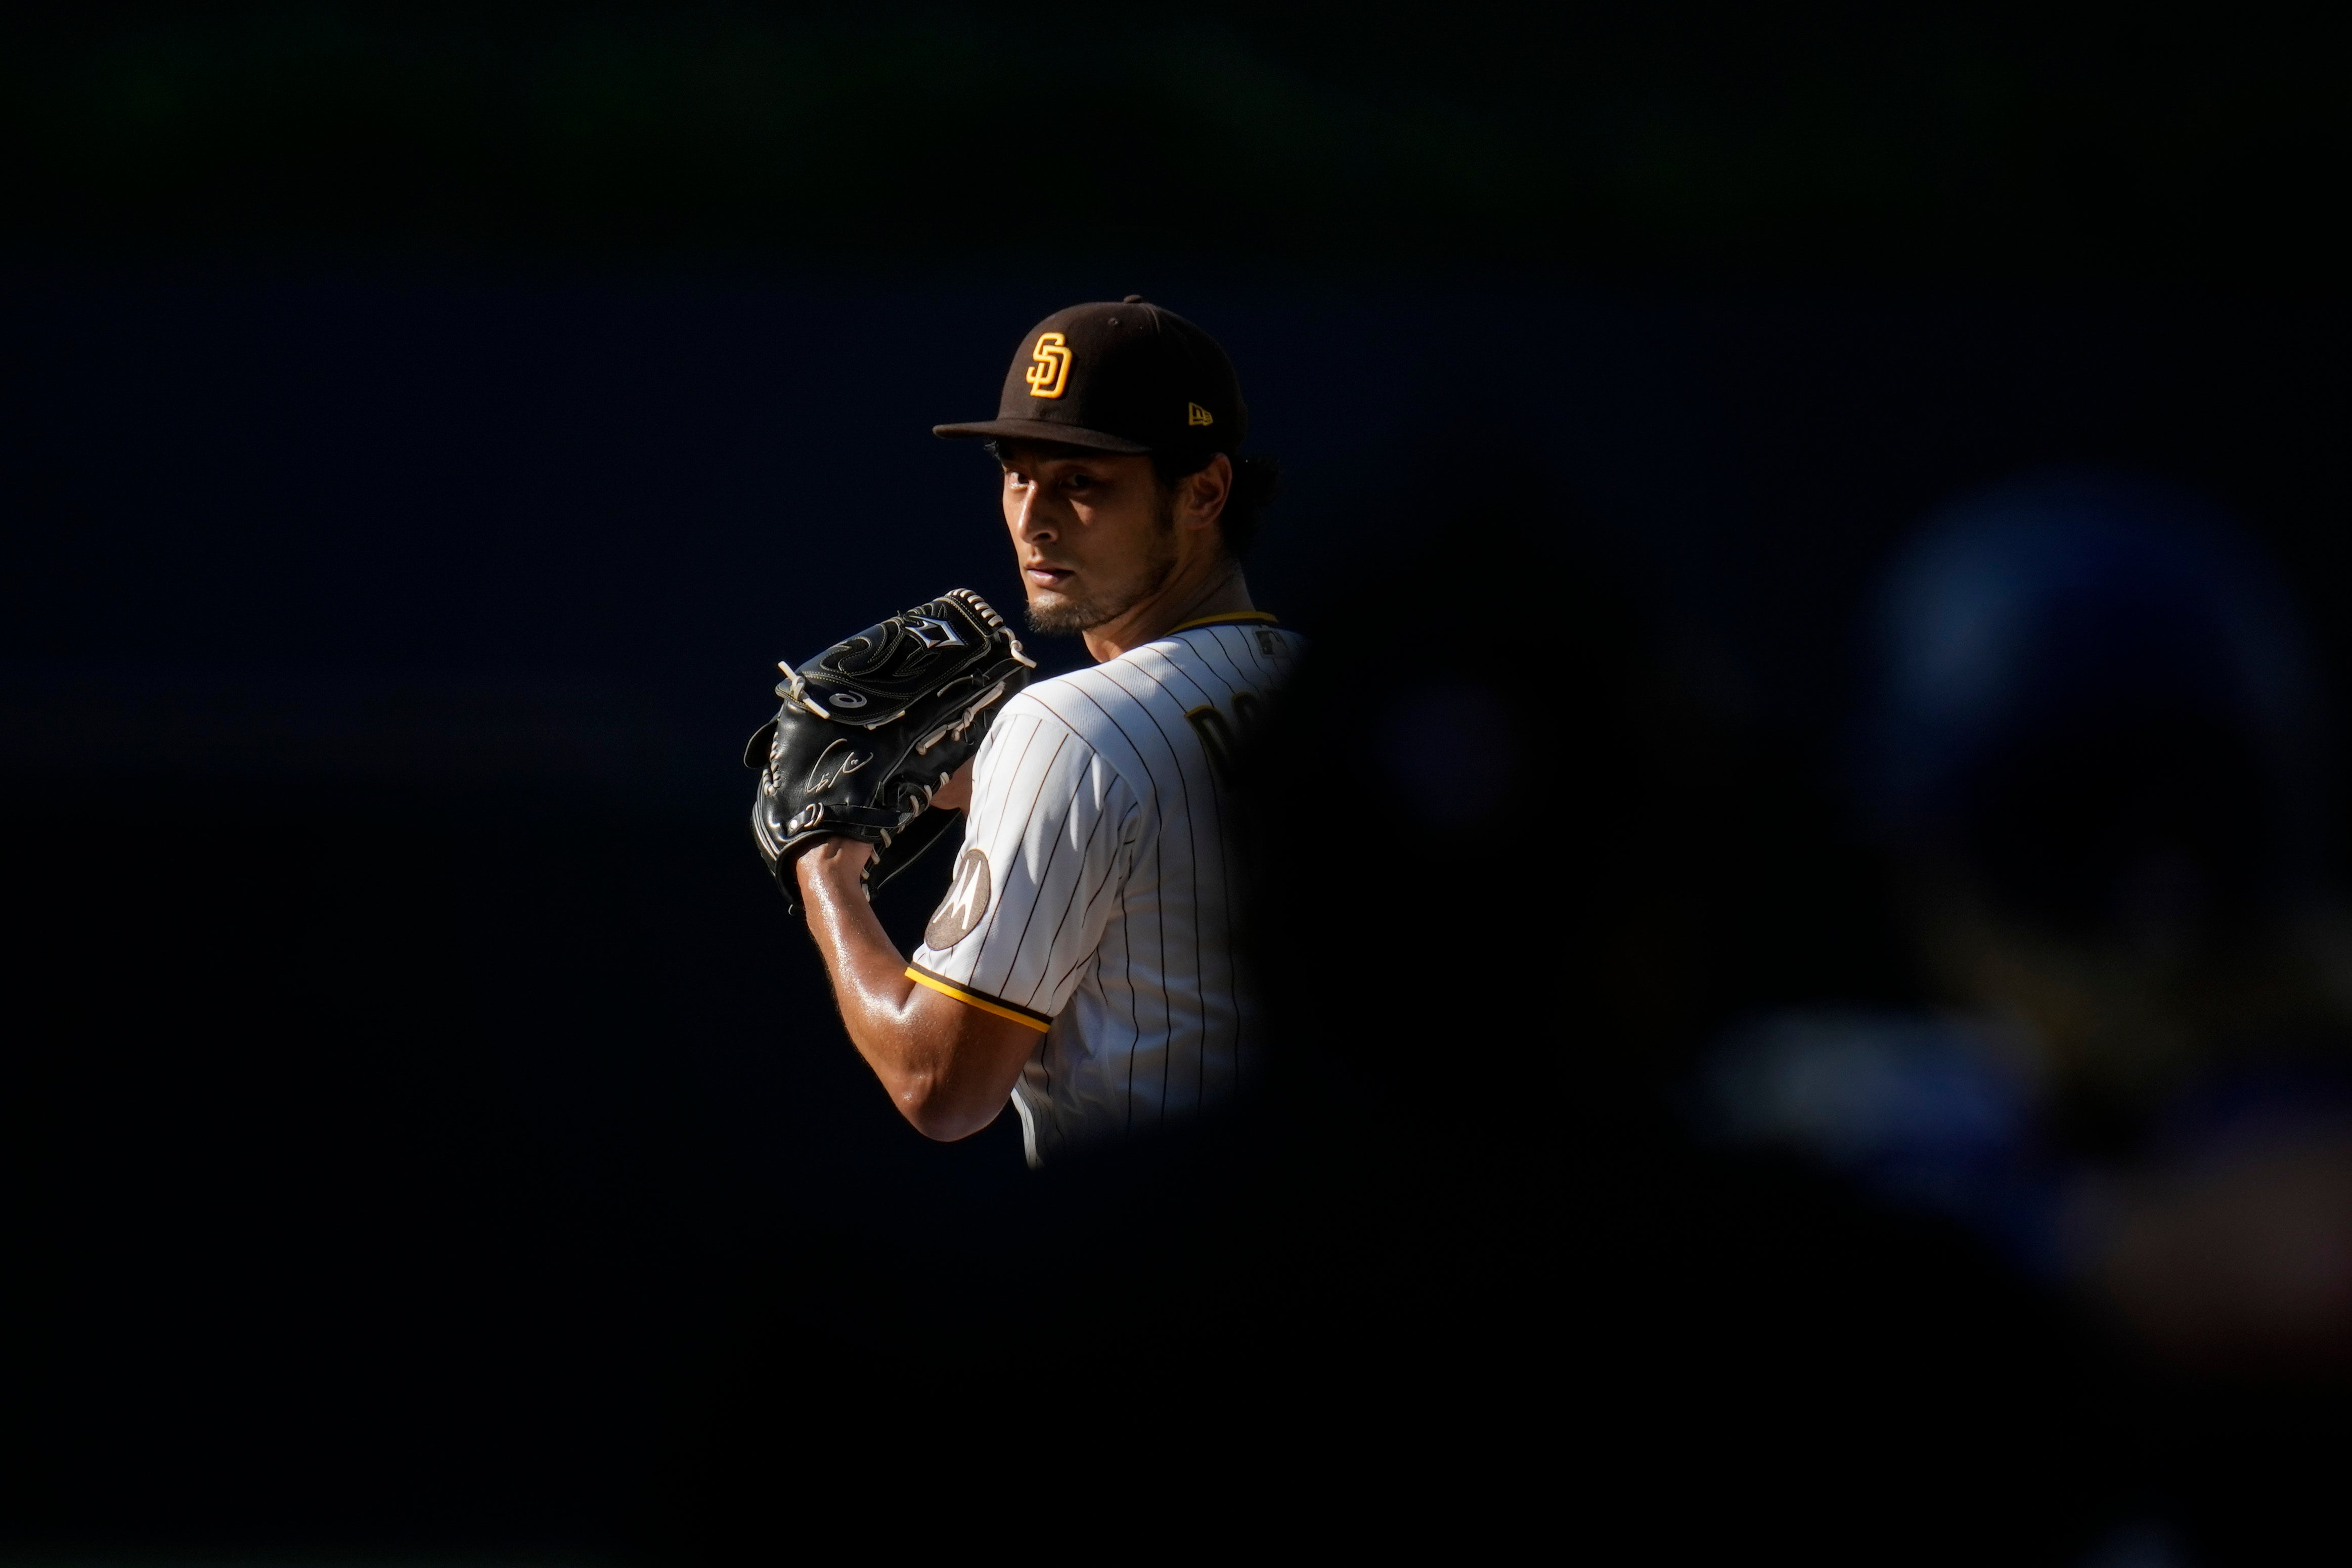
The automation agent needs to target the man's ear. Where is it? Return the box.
[1181,453,1233,531]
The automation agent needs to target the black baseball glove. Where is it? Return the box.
[745,588,1035,916]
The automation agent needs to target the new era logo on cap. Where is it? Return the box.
[935,298,1248,456]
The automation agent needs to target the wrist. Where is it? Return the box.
[794,837,875,900]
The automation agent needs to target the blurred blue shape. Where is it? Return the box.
[1704,1010,2074,1276]
[1855,470,2320,845]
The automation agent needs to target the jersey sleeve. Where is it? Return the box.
[907,696,1142,1031]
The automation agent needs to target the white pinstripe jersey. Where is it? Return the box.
[907,612,1303,1166]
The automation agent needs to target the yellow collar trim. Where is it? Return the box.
[1168,610,1280,634]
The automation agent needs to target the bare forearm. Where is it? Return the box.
[794,837,1035,1139]
[798,850,936,1104]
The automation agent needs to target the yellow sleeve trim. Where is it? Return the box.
[905,967,1052,1032]
[1169,610,1280,633]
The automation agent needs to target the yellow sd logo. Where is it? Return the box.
[1187,402,1214,426]
[1025,332,1073,399]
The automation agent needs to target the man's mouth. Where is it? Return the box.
[1024,564,1075,591]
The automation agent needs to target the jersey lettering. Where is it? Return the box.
[1184,703,1238,786]
[1183,690,1263,788]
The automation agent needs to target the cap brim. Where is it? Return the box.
[930,418,1151,454]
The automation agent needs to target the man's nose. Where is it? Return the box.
[1015,487,1057,542]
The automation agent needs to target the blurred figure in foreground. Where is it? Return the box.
[1706,472,2352,1555]
[1232,506,2125,1559]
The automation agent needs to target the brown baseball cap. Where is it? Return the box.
[934,297,1248,456]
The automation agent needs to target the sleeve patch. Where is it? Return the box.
[923,845,992,949]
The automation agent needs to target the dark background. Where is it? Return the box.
[4,5,2349,1558]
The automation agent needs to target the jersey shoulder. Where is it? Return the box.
[1001,662,1156,755]
[999,656,1215,803]
[993,622,1301,772]
[1160,619,1304,680]
[1135,620,1304,704]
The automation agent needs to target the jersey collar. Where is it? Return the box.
[1167,610,1280,634]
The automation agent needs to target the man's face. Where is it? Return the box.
[997,441,1176,634]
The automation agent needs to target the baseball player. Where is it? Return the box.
[780,299,1296,1166]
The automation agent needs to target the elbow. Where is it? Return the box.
[896,1083,999,1143]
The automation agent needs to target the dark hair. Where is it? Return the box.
[1153,449,1281,560]
[982,438,1281,560]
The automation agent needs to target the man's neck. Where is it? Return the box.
[1083,558,1255,663]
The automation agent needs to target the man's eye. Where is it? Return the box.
[1064,473,1095,491]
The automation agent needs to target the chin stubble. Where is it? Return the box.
[1024,596,1101,635]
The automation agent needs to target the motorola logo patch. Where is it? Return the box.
[924,846,992,950]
